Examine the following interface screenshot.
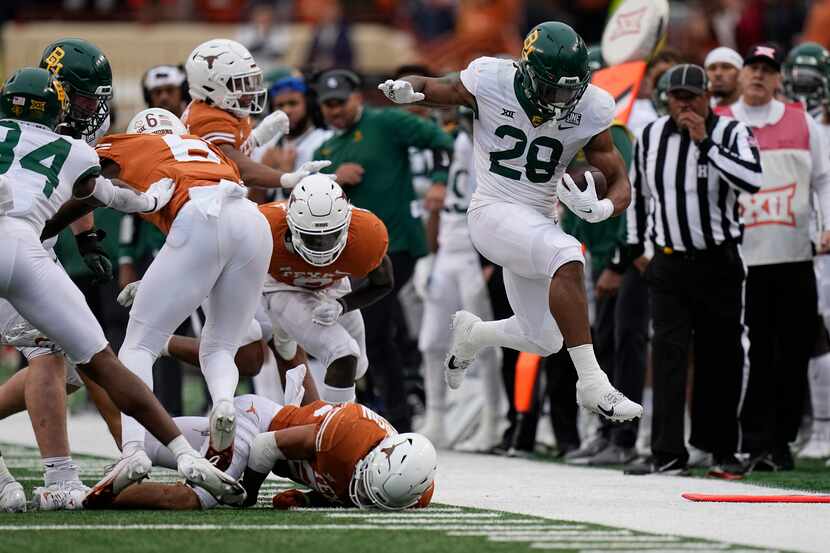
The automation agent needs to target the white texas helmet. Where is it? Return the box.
[185,38,266,117]
[349,433,438,510]
[126,107,187,136]
[286,174,352,267]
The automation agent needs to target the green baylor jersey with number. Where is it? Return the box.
[459,57,614,214]
[0,119,100,233]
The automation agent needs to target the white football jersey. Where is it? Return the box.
[438,130,475,253]
[460,57,614,215]
[0,119,99,234]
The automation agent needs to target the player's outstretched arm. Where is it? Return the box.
[109,482,202,511]
[379,74,475,109]
[220,144,332,189]
[583,129,632,216]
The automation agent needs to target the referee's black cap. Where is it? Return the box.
[666,64,708,96]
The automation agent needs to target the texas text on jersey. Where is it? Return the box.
[260,201,389,289]
[95,132,243,233]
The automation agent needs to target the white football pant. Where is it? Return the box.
[0,218,107,364]
[119,197,272,452]
[467,201,584,356]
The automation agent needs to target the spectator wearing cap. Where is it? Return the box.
[251,70,333,202]
[705,47,743,108]
[142,65,189,118]
[313,68,454,433]
[625,64,762,476]
[717,43,830,471]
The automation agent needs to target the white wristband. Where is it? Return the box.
[596,198,615,222]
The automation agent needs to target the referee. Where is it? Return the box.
[625,64,763,476]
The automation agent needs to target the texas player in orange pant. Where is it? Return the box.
[75,107,273,486]
[259,175,394,403]
[85,396,437,510]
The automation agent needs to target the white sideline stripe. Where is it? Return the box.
[529,536,681,544]
[0,524,552,531]
[486,532,635,542]
[446,526,588,535]
[574,550,773,553]
[573,545,731,551]
[326,511,495,519]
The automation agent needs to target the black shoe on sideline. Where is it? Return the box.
[708,454,746,480]
[624,457,690,476]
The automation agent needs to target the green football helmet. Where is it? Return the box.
[783,42,830,111]
[0,67,69,130]
[652,70,671,117]
[516,22,591,121]
[39,38,113,140]
[587,45,606,73]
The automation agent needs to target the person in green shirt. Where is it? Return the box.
[312,69,454,432]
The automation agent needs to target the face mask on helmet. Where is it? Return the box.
[225,71,266,114]
[524,64,587,120]
[64,83,112,139]
[785,66,828,110]
[292,225,349,266]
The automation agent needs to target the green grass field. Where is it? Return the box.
[0,443,788,553]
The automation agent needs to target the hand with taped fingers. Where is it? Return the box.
[280,160,335,189]
[250,110,290,148]
[377,79,425,104]
[557,171,614,223]
[117,279,141,307]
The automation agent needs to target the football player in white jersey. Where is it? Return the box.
[783,42,830,460]
[379,21,642,421]
[418,106,502,449]
[0,67,245,507]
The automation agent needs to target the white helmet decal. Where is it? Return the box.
[185,39,266,117]
[286,174,352,267]
[126,107,187,136]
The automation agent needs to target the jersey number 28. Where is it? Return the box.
[489,124,562,184]
[0,121,71,199]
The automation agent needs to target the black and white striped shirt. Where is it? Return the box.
[627,113,763,252]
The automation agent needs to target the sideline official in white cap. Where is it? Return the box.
[705,47,743,108]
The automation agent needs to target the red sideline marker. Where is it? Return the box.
[682,493,830,503]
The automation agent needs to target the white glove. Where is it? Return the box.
[556,172,614,223]
[2,321,57,350]
[280,160,334,189]
[117,280,141,307]
[412,254,434,299]
[250,110,290,148]
[311,298,344,326]
[378,79,425,104]
[143,177,176,213]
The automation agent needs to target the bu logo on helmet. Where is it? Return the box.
[44,47,65,75]
[522,28,540,61]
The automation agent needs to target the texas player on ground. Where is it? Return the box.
[84,394,437,511]
[259,175,393,403]
[183,39,328,192]
[0,68,242,508]
[378,21,642,421]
